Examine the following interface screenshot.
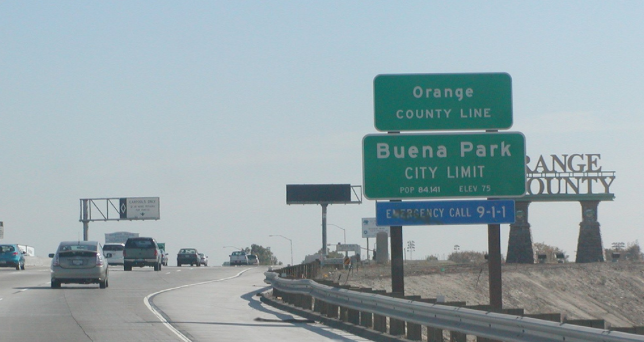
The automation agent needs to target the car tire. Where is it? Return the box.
[15,264,20,270]
[51,279,61,289]
[196,261,201,267]
[157,262,162,271]
[99,279,107,289]
[124,263,132,271]
[177,262,181,267]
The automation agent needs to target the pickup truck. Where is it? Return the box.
[123,237,163,271]
[229,250,249,266]
[177,248,200,267]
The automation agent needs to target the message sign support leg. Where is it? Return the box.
[488,223,502,312]
[81,199,89,241]
[321,204,328,257]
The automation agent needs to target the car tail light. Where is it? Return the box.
[52,254,60,267]
[95,253,104,266]
[12,252,18,256]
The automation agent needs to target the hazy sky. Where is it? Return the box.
[2,2,643,264]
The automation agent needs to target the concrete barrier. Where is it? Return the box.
[25,256,52,267]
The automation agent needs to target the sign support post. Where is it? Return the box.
[390,225,404,294]
[82,199,89,241]
[322,204,328,256]
[488,223,502,311]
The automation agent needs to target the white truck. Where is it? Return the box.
[229,251,248,266]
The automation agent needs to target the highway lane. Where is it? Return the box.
[0,264,368,341]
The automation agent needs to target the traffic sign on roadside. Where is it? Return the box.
[362,132,526,199]
[376,199,515,226]
[374,73,512,131]
[362,217,390,238]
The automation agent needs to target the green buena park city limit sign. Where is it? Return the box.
[374,73,513,131]
[362,132,526,199]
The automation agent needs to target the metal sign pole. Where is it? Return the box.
[321,204,328,257]
[488,223,502,311]
[81,199,89,241]
[390,226,404,295]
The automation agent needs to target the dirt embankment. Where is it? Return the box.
[321,260,644,328]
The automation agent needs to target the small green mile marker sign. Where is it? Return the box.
[362,132,526,199]
[374,73,512,131]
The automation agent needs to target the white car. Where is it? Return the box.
[247,254,259,265]
[198,253,208,266]
[103,243,125,266]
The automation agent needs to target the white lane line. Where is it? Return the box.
[144,268,252,342]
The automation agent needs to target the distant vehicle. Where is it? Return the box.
[0,244,26,270]
[160,250,169,266]
[229,250,248,266]
[49,241,109,289]
[247,254,259,265]
[177,248,200,267]
[198,253,208,266]
[123,237,163,271]
[103,243,125,266]
[222,261,230,266]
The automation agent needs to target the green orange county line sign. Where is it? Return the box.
[374,73,512,131]
[362,132,526,199]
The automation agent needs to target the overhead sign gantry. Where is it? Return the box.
[79,197,160,241]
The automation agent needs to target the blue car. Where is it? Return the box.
[0,244,26,270]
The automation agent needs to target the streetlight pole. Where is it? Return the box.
[327,223,346,244]
[269,235,293,266]
[327,223,347,257]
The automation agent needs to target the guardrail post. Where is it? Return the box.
[272,288,282,300]
[426,326,443,342]
[356,288,374,328]
[313,297,323,313]
[405,295,422,340]
[326,301,339,319]
[347,288,361,325]
[302,294,313,310]
[388,292,406,336]
[564,319,606,329]
[372,290,387,333]
[450,331,467,342]
[417,298,443,342]
[294,293,303,308]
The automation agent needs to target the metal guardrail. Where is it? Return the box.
[264,272,644,342]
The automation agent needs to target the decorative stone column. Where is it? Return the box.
[575,201,605,263]
[506,201,535,264]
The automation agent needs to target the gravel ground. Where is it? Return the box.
[318,260,644,328]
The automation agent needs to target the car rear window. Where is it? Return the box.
[103,245,124,251]
[59,244,97,252]
[125,239,155,248]
[0,245,16,253]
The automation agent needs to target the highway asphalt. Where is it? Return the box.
[0,263,369,341]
